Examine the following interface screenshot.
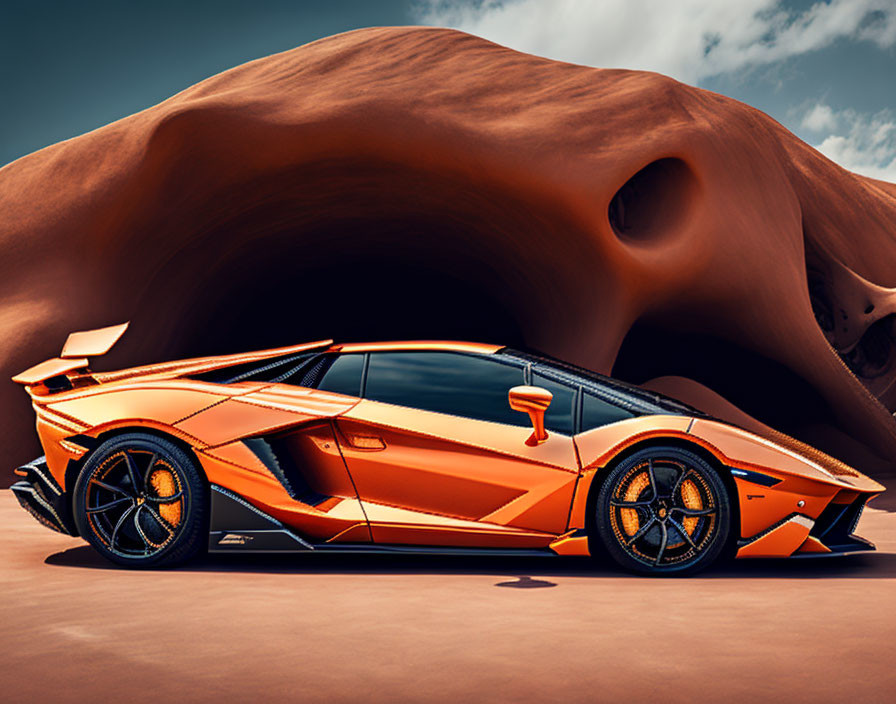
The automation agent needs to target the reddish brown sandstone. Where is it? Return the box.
[1,28,895,478]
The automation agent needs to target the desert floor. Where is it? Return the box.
[1,489,894,703]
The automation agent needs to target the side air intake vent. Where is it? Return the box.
[243,435,331,507]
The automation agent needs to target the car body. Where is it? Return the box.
[11,323,885,574]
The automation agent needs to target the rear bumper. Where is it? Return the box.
[10,456,77,536]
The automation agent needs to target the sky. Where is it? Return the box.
[2,0,894,180]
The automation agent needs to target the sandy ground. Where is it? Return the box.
[1,490,894,704]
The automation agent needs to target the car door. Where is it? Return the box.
[333,351,581,548]
[229,352,373,543]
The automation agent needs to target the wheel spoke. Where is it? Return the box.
[110,505,137,552]
[142,452,159,488]
[625,516,657,546]
[654,521,668,566]
[123,451,142,493]
[91,478,132,496]
[610,498,653,508]
[668,517,697,550]
[132,506,151,550]
[87,497,132,514]
[671,506,716,517]
[145,489,184,504]
[671,467,693,502]
[141,504,175,538]
[646,459,658,500]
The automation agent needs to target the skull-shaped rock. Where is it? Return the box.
[1,28,895,477]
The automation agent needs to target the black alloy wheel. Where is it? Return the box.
[595,446,731,575]
[73,433,206,567]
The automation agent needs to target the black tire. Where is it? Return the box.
[595,446,731,576]
[73,433,207,568]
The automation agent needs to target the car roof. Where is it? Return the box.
[331,340,502,355]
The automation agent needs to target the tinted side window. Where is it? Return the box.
[316,354,365,397]
[581,391,635,430]
[532,371,576,435]
[365,352,527,426]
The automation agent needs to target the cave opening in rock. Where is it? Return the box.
[111,158,604,368]
[608,157,697,242]
[171,216,532,356]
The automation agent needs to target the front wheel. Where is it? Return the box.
[73,433,207,568]
[595,446,731,576]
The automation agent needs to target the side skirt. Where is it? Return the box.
[305,545,557,558]
[208,485,314,553]
[207,484,558,557]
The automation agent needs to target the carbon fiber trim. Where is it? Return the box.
[10,456,77,535]
[12,482,67,533]
[810,496,875,553]
[241,437,331,507]
[729,467,782,487]
[208,485,313,552]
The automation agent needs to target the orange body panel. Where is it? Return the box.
[175,388,358,447]
[202,441,272,475]
[736,516,813,558]
[47,383,228,429]
[12,357,89,385]
[568,415,694,529]
[549,534,591,556]
[61,322,129,359]
[335,340,502,355]
[34,416,81,487]
[368,524,554,548]
[276,422,363,499]
[33,403,87,434]
[689,419,875,490]
[689,419,882,542]
[796,536,832,554]
[30,381,227,488]
[336,399,578,545]
[176,398,303,447]
[241,387,359,417]
[327,524,372,543]
[733,475,835,539]
[197,440,369,542]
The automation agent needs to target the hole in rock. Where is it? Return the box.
[608,158,698,242]
[806,249,896,383]
[841,314,896,380]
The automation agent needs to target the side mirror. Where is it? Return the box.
[508,385,553,446]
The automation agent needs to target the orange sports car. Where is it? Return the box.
[11,323,884,575]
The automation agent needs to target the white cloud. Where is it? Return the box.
[414,0,896,85]
[801,103,896,182]
[802,103,838,132]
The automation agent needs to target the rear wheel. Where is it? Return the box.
[595,446,730,576]
[73,433,206,568]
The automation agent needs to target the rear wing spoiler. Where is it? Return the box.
[12,322,128,386]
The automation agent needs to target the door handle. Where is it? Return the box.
[347,434,386,451]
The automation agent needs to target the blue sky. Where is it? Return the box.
[2,0,894,180]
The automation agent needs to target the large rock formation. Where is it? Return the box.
[2,27,895,480]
